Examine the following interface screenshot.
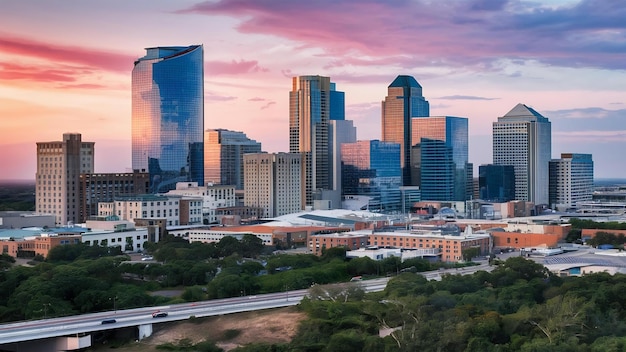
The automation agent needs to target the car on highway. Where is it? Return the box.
[152,311,168,318]
[101,319,116,324]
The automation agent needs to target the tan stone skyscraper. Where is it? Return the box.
[36,133,94,226]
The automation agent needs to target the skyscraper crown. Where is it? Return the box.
[388,75,422,88]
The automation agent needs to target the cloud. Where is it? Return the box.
[0,35,133,73]
[0,62,80,82]
[437,95,499,101]
[260,101,276,110]
[248,97,266,102]
[205,92,237,102]
[180,0,626,71]
[553,130,626,143]
[205,59,269,75]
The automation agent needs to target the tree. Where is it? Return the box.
[462,247,481,262]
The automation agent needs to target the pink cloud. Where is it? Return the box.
[0,62,79,82]
[248,97,266,101]
[0,35,134,73]
[205,92,237,102]
[181,0,626,71]
[205,59,269,75]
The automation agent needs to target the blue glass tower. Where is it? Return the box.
[132,45,204,193]
[341,140,402,212]
[411,116,469,201]
[479,164,515,202]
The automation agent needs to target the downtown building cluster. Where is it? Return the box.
[18,44,604,263]
[33,45,596,229]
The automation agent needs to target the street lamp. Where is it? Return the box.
[109,296,118,314]
[42,303,51,319]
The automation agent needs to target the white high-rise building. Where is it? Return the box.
[36,133,94,226]
[493,104,552,205]
[244,153,302,217]
[549,153,594,211]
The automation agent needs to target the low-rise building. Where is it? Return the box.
[0,211,56,229]
[98,194,203,226]
[0,219,161,258]
[165,182,236,224]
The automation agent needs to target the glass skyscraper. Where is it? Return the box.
[382,75,430,186]
[493,104,551,204]
[289,75,344,208]
[132,45,204,193]
[341,140,402,213]
[411,116,469,201]
[478,164,516,202]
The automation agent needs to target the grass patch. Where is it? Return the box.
[222,329,241,340]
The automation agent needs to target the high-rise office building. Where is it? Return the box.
[381,75,430,186]
[549,153,594,211]
[204,129,262,190]
[411,116,469,201]
[289,75,344,208]
[132,45,204,193]
[36,133,94,226]
[478,164,516,202]
[493,104,551,204]
[244,153,302,217]
[341,140,402,213]
[329,119,357,204]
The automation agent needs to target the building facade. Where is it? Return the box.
[132,45,204,193]
[204,129,262,189]
[98,194,203,226]
[36,133,95,226]
[341,140,402,213]
[478,164,516,202]
[79,172,150,223]
[549,153,594,211]
[411,116,469,201]
[329,119,357,207]
[289,76,344,208]
[381,75,430,186]
[244,153,302,218]
[165,182,236,224]
[493,103,551,204]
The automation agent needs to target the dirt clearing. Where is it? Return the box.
[90,307,306,351]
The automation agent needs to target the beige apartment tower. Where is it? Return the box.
[36,133,95,226]
[244,153,302,218]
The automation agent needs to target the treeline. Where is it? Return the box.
[0,182,35,211]
[0,234,449,323]
[228,257,626,352]
[569,218,626,231]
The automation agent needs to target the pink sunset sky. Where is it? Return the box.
[1,0,625,181]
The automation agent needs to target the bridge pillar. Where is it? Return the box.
[138,323,153,340]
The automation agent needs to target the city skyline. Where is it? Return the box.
[1,0,625,181]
